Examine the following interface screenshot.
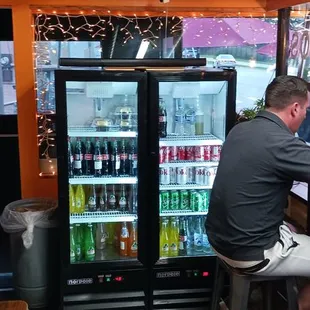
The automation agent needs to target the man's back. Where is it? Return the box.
[206,111,310,261]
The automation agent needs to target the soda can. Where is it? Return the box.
[177,146,186,160]
[179,190,190,210]
[195,146,204,161]
[195,167,205,185]
[159,146,170,164]
[204,167,217,187]
[176,167,188,185]
[170,146,178,161]
[170,167,177,184]
[160,167,170,185]
[204,145,212,161]
[211,145,222,162]
[160,191,170,211]
[187,167,194,183]
[170,191,179,210]
[185,146,195,161]
[200,190,210,211]
[190,191,203,212]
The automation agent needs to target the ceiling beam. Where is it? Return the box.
[266,0,308,11]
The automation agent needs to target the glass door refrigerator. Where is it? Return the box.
[148,70,237,309]
[55,70,149,309]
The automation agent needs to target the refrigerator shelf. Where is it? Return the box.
[70,211,137,224]
[68,128,137,138]
[160,161,219,168]
[160,184,212,190]
[69,176,137,185]
[159,134,223,147]
[160,210,208,216]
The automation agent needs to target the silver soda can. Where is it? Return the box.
[204,167,216,187]
[187,167,194,183]
[160,167,171,185]
[176,167,188,185]
[195,167,205,185]
[170,167,177,184]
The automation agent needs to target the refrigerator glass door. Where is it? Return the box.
[66,81,139,263]
[158,80,227,259]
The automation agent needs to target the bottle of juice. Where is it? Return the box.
[169,218,179,257]
[120,222,129,256]
[70,225,76,263]
[69,184,76,214]
[75,184,85,214]
[84,223,95,262]
[160,219,169,258]
[129,221,138,258]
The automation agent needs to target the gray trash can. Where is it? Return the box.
[0,198,58,308]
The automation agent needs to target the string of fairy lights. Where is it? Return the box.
[33,10,280,176]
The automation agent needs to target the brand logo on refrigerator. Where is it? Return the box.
[156,271,181,278]
[67,278,93,285]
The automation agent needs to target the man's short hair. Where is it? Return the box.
[265,75,308,110]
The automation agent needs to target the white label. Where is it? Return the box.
[74,161,81,169]
[120,241,126,250]
[115,157,120,170]
[94,161,102,170]
[179,242,184,250]
[194,233,202,246]
[131,241,138,251]
[87,247,95,255]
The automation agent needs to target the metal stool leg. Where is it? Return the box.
[286,277,298,310]
[211,261,226,310]
[229,274,250,310]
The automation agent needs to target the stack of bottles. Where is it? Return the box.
[159,216,213,258]
[69,184,137,214]
[70,221,138,263]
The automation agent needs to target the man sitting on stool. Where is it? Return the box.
[205,75,310,309]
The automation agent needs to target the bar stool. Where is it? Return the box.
[211,257,299,310]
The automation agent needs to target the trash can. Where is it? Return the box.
[0,198,58,309]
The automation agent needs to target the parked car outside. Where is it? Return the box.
[214,54,236,69]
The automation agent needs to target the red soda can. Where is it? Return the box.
[185,146,195,161]
[169,146,178,161]
[211,145,222,162]
[194,146,204,161]
[203,145,211,161]
[177,146,186,160]
[159,146,170,164]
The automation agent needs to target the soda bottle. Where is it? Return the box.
[87,184,97,212]
[68,137,74,177]
[75,224,83,261]
[120,222,129,256]
[160,219,169,258]
[84,138,93,176]
[84,223,96,261]
[110,140,120,176]
[75,184,85,214]
[158,98,167,138]
[174,99,185,136]
[70,225,76,263]
[169,218,179,257]
[120,139,128,175]
[93,138,102,177]
[195,96,204,135]
[118,185,127,212]
[98,185,108,211]
[179,217,188,256]
[187,217,194,254]
[185,103,196,135]
[101,139,109,176]
[74,138,83,176]
[114,223,121,250]
[128,139,137,176]
[129,221,138,257]
[96,223,107,250]
[128,184,137,214]
[194,217,203,252]
[108,185,117,210]
[69,184,76,214]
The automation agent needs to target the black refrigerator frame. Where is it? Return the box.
[147,69,237,309]
[55,69,150,308]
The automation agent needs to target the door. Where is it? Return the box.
[148,70,236,266]
[55,70,148,294]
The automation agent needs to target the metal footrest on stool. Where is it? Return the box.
[211,257,298,310]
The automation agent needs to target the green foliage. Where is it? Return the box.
[236,98,265,123]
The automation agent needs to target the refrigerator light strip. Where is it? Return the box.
[69,177,137,185]
[68,130,137,138]
[70,211,137,224]
[160,184,213,190]
[159,134,223,147]
[160,211,209,216]
[159,161,219,168]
